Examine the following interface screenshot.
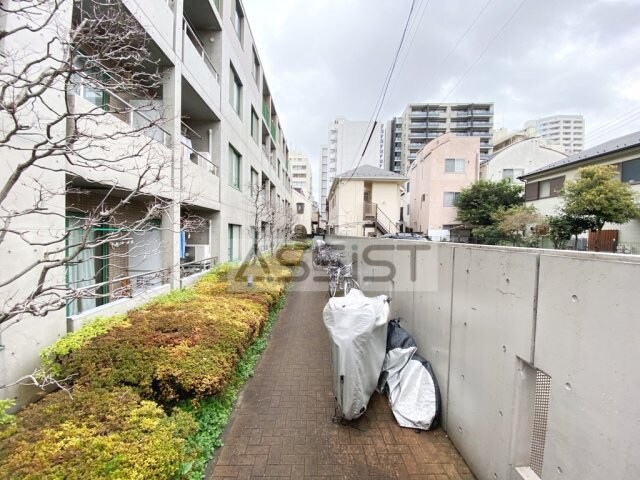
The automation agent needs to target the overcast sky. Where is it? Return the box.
[243,0,640,201]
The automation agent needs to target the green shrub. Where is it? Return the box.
[40,314,128,376]
[0,387,197,480]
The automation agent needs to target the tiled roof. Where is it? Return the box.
[335,164,408,180]
[522,130,640,178]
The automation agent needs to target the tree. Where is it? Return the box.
[496,205,543,239]
[248,181,271,262]
[562,165,640,229]
[547,214,596,249]
[455,179,524,227]
[0,0,175,332]
[561,165,640,250]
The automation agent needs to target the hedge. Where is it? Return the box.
[0,247,305,480]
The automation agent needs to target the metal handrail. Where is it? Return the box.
[181,121,219,176]
[180,256,218,278]
[183,18,220,81]
[72,83,172,146]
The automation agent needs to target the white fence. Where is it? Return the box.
[327,236,640,480]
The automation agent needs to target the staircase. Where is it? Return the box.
[363,202,396,235]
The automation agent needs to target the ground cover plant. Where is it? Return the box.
[0,246,305,479]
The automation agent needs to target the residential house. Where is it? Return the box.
[520,130,640,250]
[409,134,480,238]
[480,137,567,184]
[327,165,407,237]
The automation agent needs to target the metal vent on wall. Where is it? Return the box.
[530,369,552,477]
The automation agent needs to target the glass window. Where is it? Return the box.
[229,145,241,189]
[252,48,260,83]
[539,180,551,198]
[251,108,259,143]
[444,192,460,207]
[228,224,241,261]
[229,64,242,115]
[297,203,304,214]
[621,158,640,183]
[445,158,465,173]
[503,168,525,182]
[232,1,243,41]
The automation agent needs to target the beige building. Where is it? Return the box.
[409,134,480,237]
[480,137,567,184]
[521,130,640,250]
[292,188,313,236]
[327,165,407,237]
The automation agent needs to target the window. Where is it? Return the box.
[228,224,241,261]
[232,0,243,41]
[444,192,460,207]
[277,160,281,178]
[250,168,259,195]
[445,158,465,173]
[229,64,242,116]
[297,203,304,214]
[503,168,525,182]
[251,108,259,143]
[421,193,425,202]
[252,47,260,83]
[406,204,410,215]
[539,180,551,198]
[228,145,241,189]
[621,158,640,184]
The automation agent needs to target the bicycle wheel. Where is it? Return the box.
[329,276,338,296]
[343,277,359,296]
[312,253,322,270]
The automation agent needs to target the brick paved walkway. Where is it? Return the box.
[209,252,473,479]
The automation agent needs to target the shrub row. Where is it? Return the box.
[0,248,304,479]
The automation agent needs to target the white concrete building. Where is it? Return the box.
[292,188,313,236]
[289,150,312,197]
[320,118,384,223]
[525,115,585,154]
[480,137,567,184]
[327,165,406,237]
[388,103,493,176]
[0,0,293,404]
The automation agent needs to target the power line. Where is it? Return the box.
[587,106,640,144]
[342,0,418,185]
[441,0,528,102]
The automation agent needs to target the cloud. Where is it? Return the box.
[243,0,640,201]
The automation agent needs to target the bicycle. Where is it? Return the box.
[327,261,360,297]
[313,244,341,270]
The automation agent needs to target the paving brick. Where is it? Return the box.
[209,253,474,479]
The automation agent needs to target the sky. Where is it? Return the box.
[243,0,640,202]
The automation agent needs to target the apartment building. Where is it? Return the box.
[289,150,312,196]
[525,115,585,154]
[385,117,404,174]
[408,134,480,237]
[0,0,292,403]
[390,103,493,175]
[320,118,384,222]
[327,165,407,237]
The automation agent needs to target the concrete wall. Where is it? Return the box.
[327,235,640,480]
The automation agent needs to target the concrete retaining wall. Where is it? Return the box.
[327,236,640,480]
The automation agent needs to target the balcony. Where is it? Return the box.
[182,18,220,111]
[408,143,423,150]
[471,110,492,116]
[409,111,427,118]
[450,122,469,128]
[121,0,175,54]
[410,122,427,128]
[408,133,427,139]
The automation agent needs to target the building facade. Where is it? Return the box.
[0,0,293,403]
[389,102,493,176]
[521,131,640,250]
[408,134,480,237]
[320,118,384,223]
[289,150,312,196]
[327,165,406,237]
[480,138,567,184]
[524,115,585,154]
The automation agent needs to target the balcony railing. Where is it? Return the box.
[181,121,219,176]
[409,112,427,118]
[183,18,219,82]
[71,83,171,146]
[471,110,491,116]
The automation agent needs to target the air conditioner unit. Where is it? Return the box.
[193,245,210,261]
